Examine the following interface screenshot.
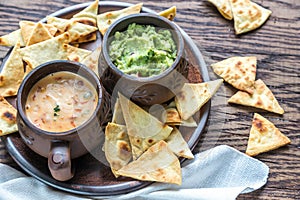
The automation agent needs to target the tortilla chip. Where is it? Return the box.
[158,6,177,21]
[230,0,272,34]
[72,0,98,26]
[228,79,284,114]
[163,107,181,124]
[26,22,53,46]
[97,3,143,35]
[111,98,125,125]
[116,140,182,185]
[208,0,233,20]
[165,127,194,159]
[181,116,198,127]
[19,33,91,68]
[19,21,57,45]
[0,29,25,47]
[246,113,290,156]
[175,79,223,120]
[104,123,132,177]
[0,42,24,97]
[118,93,173,160]
[211,56,257,94]
[66,44,92,62]
[81,45,101,77]
[18,33,69,68]
[46,16,98,43]
[0,96,18,136]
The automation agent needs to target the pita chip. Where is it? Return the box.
[111,98,125,125]
[81,45,101,77]
[230,0,272,34]
[0,42,24,97]
[104,123,132,177]
[26,22,53,46]
[72,0,98,26]
[0,96,18,136]
[116,140,182,185]
[208,0,233,20]
[97,3,143,35]
[228,79,284,114]
[118,93,173,160]
[211,56,257,94]
[175,79,223,120]
[165,127,194,159]
[158,6,177,21]
[0,29,25,47]
[246,113,290,156]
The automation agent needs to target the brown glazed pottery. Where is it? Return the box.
[16,60,111,181]
[100,13,188,106]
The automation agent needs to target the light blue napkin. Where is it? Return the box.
[0,145,269,200]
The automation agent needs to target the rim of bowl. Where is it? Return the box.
[102,13,185,82]
[17,60,103,137]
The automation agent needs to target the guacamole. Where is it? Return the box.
[109,23,177,77]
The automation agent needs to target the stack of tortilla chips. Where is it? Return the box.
[208,0,272,34]
[211,56,290,156]
[104,80,223,184]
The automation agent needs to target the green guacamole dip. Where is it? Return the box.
[109,23,177,77]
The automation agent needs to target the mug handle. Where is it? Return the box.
[48,141,74,181]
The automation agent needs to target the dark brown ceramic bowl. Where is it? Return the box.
[100,13,188,106]
[16,60,111,181]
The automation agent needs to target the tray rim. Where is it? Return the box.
[2,1,211,196]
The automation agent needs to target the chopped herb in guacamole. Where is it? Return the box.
[109,23,177,77]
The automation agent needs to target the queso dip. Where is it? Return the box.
[25,71,98,132]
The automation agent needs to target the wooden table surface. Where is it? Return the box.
[0,0,299,199]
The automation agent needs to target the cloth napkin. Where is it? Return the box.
[0,145,269,200]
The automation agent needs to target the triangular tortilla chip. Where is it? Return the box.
[175,79,223,120]
[116,140,182,185]
[0,29,25,47]
[211,56,257,94]
[230,0,272,34]
[0,96,18,135]
[246,113,290,156]
[46,16,98,43]
[97,3,143,35]
[118,93,173,160]
[19,21,57,45]
[66,44,92,62]
[18,33,69,68]
[0,42,24,97]
[158,6,177,21]
[165,127,194,159]
[111,98,125,125]
[72,0,98,26]
[19,33,91,68]
[208,0,233,20]
[180,116,198,127]
[163,107,181,124]
[26,22,53,46]
[228,79,284,114]
[104,123,131,177]
[81,45,101,77]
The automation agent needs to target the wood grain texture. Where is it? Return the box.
[0,0,299,199]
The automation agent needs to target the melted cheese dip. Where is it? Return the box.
[25,71,98,132]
